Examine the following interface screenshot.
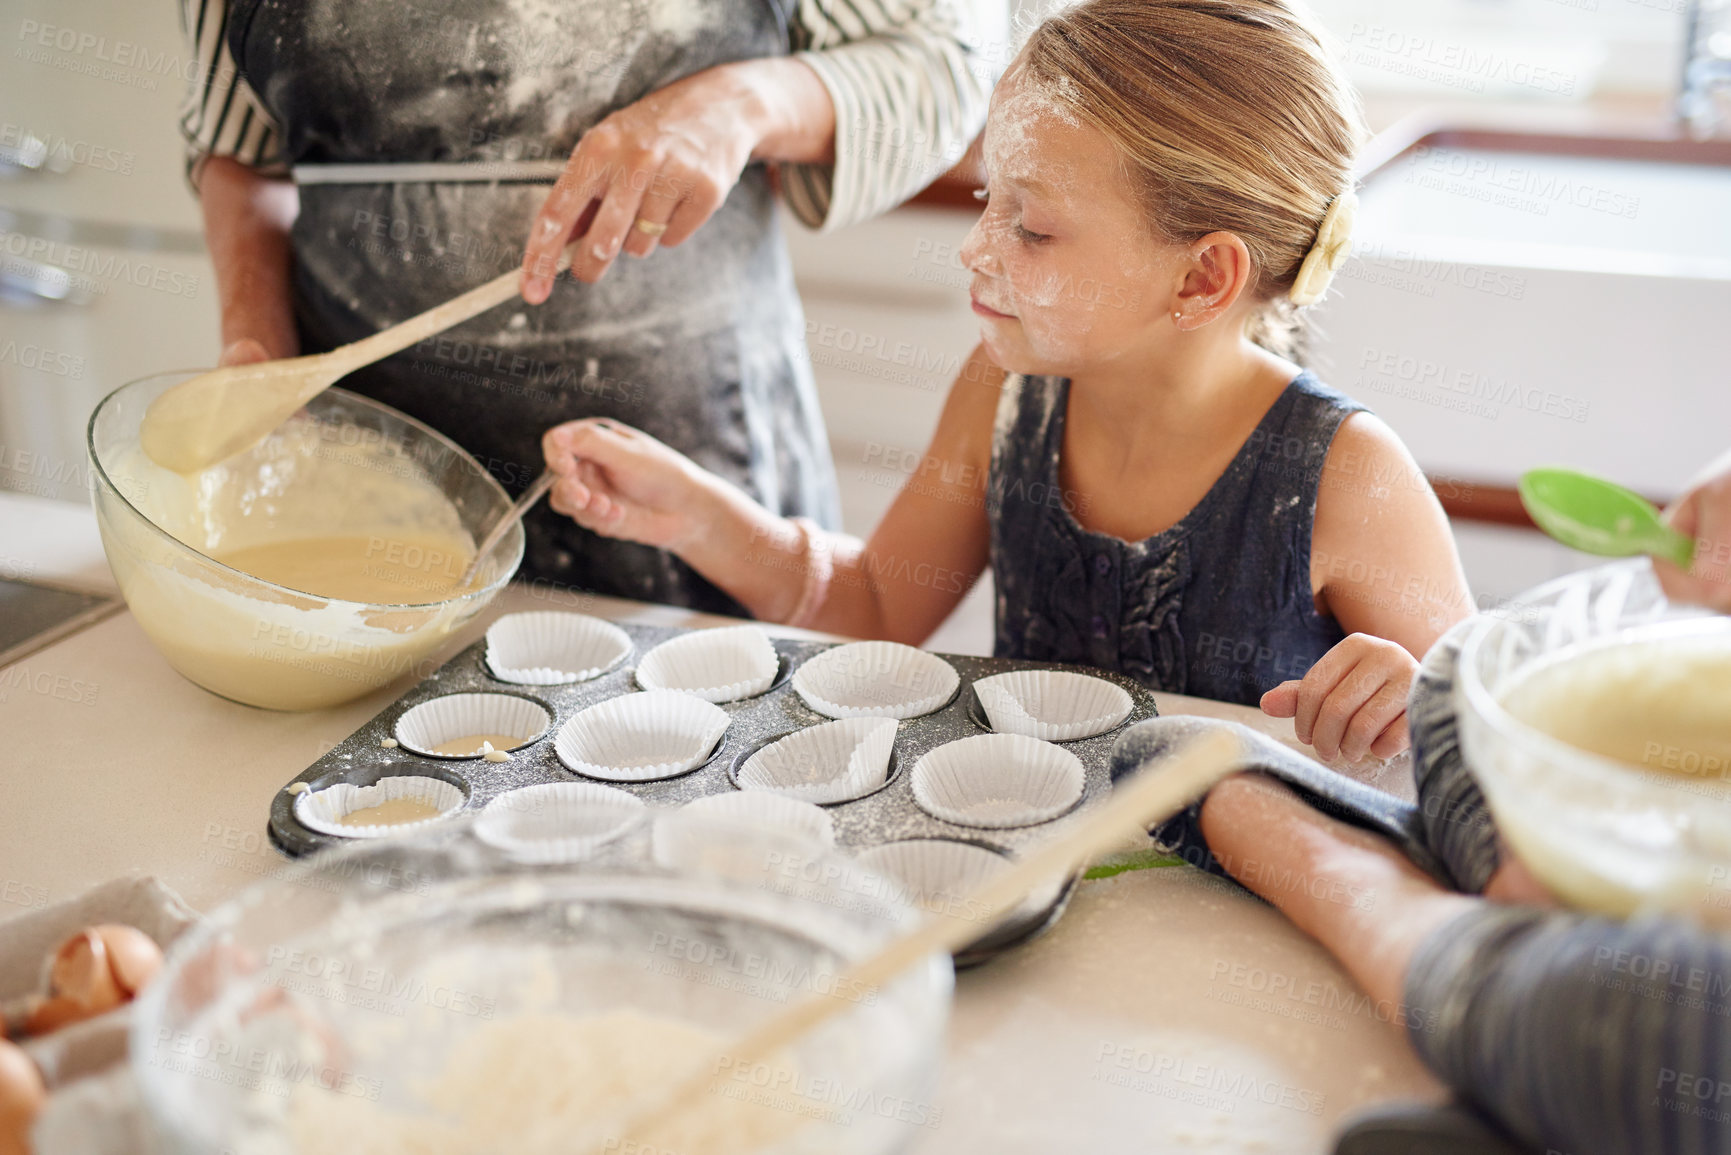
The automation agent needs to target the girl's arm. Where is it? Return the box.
[1311,414,1473,652]
[1263,414,1474,761]
[543,344,1006,642]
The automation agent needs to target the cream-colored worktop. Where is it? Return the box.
[0,491,1442,1153]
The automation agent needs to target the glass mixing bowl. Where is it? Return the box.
[88,371,524,710]
[130,808,952,1155]
[1456,560,1731,922]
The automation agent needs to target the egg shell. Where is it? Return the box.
[90,925,164,996]
[24,994,104,1036]
[48,930,123,1014]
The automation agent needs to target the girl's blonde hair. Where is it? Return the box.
[1021,0,1363,360]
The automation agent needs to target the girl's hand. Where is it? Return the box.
[540,419,719,553]
[1260,634,1418,762]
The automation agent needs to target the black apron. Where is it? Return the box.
[227,0,840,615]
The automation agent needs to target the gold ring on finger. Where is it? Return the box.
[633,218,669,237]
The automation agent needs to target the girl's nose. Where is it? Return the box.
[959,217,998,275]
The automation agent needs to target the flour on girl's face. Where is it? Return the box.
[981,71,1080,190]
[976,76,1083,314]
[964,69,1170,372]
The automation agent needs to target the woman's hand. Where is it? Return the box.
[1656,450,1731,612]
[521,58,834,300]
[1261,633,1419,762]
[217,338,273,367]
[541,418,725,553]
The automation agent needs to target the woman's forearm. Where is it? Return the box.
[725,57,836,166]
[197,156,300,359]
[1199,775,1476,1018]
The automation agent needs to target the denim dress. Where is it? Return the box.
[988,371,1367,705]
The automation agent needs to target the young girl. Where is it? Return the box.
[540,0,1472,759]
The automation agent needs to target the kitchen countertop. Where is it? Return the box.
[0,490,1443,1153]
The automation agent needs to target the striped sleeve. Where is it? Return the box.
[1405,906,1731,1155]
[781,0,1005,232]
[177,0,286,185]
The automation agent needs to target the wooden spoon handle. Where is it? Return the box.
[584,727,1244,1155]
[329,243,579,374]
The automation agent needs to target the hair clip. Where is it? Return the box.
[1289,190,1358,307]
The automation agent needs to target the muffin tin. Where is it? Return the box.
[270,619,1158,964]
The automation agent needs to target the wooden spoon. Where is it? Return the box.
[140,243,578,473]
[572,727,1244,1155]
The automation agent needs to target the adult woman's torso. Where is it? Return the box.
[227,0,839,609]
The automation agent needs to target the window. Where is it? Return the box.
[1302,0,1684,101]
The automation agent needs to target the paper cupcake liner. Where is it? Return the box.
[973,670,1133,742]
[912,734,1085,829]
[853,839,1059,922]
[681,791,836,846]
[554,690,730,782]
[294,776,465,839]
[736,717,898,804]
[791,642,959,720]
[651,793,836,871]
[476,782,646,864]
[484,611,633,685]
[393,692,552,758]
[635,625,778,703]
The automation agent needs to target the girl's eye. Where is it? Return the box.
[1015,224,1050,244]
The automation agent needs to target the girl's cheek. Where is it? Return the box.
[1015,304,1091,366]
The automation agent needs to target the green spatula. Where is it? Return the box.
[1518,467,1695,569]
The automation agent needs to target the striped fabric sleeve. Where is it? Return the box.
[1405,905,1731,1155]
[1408,616,1503,893]
[781,0,1004,232]
[177,0,285,185]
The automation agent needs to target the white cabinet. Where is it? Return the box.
[1,0,220,503]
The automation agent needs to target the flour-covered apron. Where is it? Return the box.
[228,0,839,613]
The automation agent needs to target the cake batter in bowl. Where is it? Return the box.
[1457,561,1731,922]
[88,371,524,710]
